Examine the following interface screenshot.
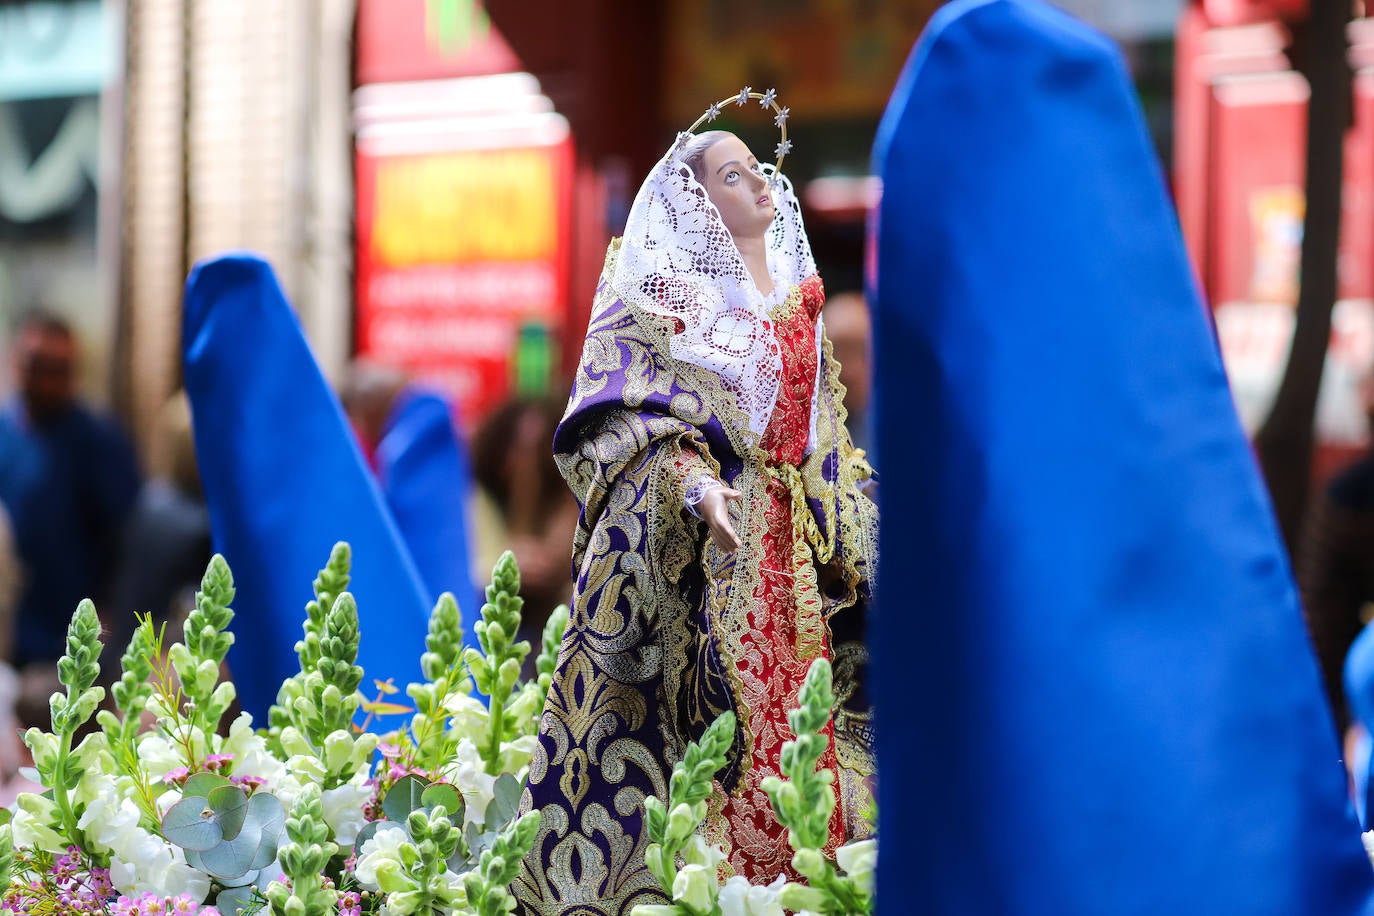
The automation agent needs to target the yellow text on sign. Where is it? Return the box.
[372,147,559,266]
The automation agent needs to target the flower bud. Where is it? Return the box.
[672,863,717,912]
[778,882,827,913]
[665,802,698,848]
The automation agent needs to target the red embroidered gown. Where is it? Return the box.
[717,274,846,881]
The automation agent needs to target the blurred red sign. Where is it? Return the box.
[357,0,520,84]
[1200,0,1308,27]
[356,131,573,428]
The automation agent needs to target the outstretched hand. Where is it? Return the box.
[697,486,744,553]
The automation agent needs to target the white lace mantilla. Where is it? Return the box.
[610,132,818,439]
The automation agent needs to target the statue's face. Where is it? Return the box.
[701,134,775,241]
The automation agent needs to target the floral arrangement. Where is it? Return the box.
[1,546,559,915]
[0,545,877,916]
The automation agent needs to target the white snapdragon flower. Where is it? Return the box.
[439,738,497,828]
[498,734,539,775]
[1364,831,1374,866]
[76,794,140,857]
[109,825,211,901]
[223,713,286,785]
[321,772,374,846]
[672,863,718,913]
[682,835,727,871]
[718,875,787,916]
[134,731,189,781]
[11,793,65,853]
[355,824,412,891]
[836,838,877,894]
[442,692,491,744]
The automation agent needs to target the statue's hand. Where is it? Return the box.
[698,486,744,553]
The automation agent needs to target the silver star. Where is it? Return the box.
[773,106,790,128]
[736,86,752,107]
[760,88,777,108]
[775,139,793,158]
[705,102,721,122]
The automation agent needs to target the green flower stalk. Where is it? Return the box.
[641,710,736,897]
[269,542,351,742]
[533,604,569,712]
[265,547,376,788]
[98,614,158,750]
[97,616,164,830]
[421,591,466,683]
[23,599,105,853]
[462,810,542,916]
[266,785,340,916]
[168,555,238,744]
[463,552,533,776]
[405,592,469,772]
[285,591,377,788]
[763,659,873,916]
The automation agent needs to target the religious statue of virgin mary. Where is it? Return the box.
[514,90,877,915]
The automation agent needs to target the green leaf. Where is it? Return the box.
[0,809,10,827]
[162,796,222,852]
[244,792,286,870]
[206,784,249,840]
[383,774,430,824]
[199,836,258,881]
[216,884,256,916]
[421,782,464,818]
[483,773,521,829]
[184,771,234,799]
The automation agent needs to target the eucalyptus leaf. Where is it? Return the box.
[184,771,234,798]
[383,774,429,823]
[199,832,258,881]
[484,773,522,828]
[245,791,285,870]
[216,883,256,916]
[421,782,463,818]
[162,796,222,852]
[206,784,249,840]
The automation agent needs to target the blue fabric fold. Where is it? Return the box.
[871,1,1374,912]
[376,388,480,614]
[1348,623,1374,827]
[182,253,433,722]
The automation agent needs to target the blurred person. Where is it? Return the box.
[0,310,141,726]
[825,290,874,453]
[103,391,211,671]
[340,359,409,470]
[469,395,578,653]
[342,359,479,616]
[1300,364,1374,740]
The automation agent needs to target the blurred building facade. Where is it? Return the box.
[1175,0,1374,473]
[0,0,115,400]
[120,0,354,461]
[5,0,1211,458]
